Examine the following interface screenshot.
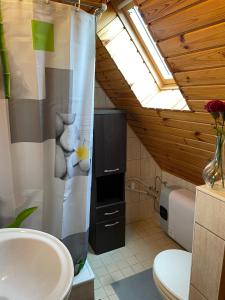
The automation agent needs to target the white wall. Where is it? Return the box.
[162,171,196,193]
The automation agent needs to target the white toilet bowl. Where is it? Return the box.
[153,249,192,300]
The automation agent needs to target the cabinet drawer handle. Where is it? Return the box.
[104,210,119,216]
[104,168,120,173]
[104,221,119,228]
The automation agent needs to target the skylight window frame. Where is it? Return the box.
[120,2,176,88]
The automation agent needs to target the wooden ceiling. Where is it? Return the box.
[95,0,224,185]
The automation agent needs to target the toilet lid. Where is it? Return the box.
[153,249,192,300]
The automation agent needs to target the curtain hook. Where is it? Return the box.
[75,0,80,12]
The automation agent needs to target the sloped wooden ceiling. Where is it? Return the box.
[95,1,222,185]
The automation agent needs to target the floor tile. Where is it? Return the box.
[99,274,113,286]
[95,287,107,300]
[125,255,139,265]
[121,266,135,277]
[106,263,119,273]
[104,285,116,296]
[111,270,125,281]
[94,266,109,277]
[131,263,145,273]
[115,259,129,270]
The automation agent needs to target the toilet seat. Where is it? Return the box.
[153,249,192,300]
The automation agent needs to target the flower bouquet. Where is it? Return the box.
[203,100,225,188]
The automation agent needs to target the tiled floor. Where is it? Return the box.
[88,216,181,300]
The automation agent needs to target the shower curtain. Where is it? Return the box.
[0,0,95,274]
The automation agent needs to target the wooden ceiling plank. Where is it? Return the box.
[123,106,211,123]
[158,21,225,58]
[188,100,210,112]
[185,138,215,152]
[149,0,225,41]
[181,85,225,100]
[138,0,203,23]
[142,138,213,158]
[158,162,204,184]
[96,58,117,72]
[142,125,215,151]
[147,146,209,167]
[97,79,130,90]
[143,137,213,157]
[153,154,207,174]
[158,110,211,124]
[167,45,225,72]
[130,122,216,144]
[111,99,141,107]
[96,69,124,81]
[175,67,225,86]
[129,114,215,134]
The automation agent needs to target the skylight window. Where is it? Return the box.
[97,8,189,110]
[128,6,173,80]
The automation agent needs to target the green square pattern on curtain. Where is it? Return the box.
[31,20,54,52]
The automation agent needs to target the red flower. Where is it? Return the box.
[204,100,225,112]
[204,100,225,120]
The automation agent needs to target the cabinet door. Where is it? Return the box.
[191,224,225,300]
[94,113,126,177]
[189,285,206,300]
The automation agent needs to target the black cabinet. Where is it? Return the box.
[89,109,126,254]
[94,111,126,177]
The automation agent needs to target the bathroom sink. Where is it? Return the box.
[0,228,74,300]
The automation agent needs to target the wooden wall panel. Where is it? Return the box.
[95,2,225,185]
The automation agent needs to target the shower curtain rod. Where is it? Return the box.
[51,0,107,14]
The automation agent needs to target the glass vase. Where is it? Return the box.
[202,135,224,188]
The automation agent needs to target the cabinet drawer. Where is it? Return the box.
[96,202,125,222]
[195,190,225,239]
[95,217,125,254]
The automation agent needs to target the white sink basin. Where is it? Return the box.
[0,228,74,300]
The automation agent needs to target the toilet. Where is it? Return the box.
[153,249,192,300]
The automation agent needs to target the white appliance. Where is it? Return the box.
[160,186,195,251]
